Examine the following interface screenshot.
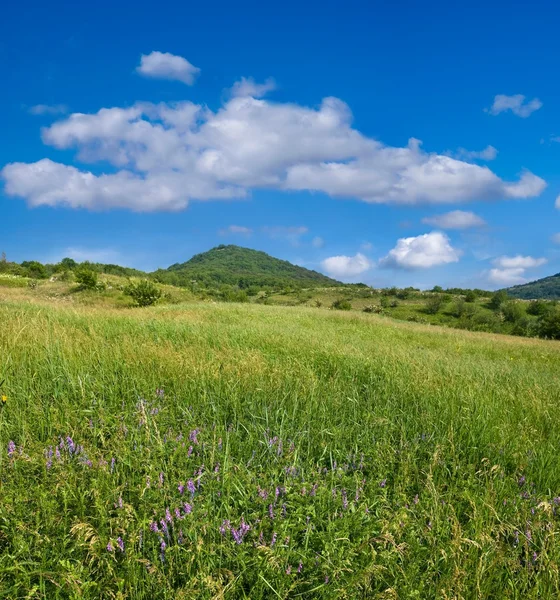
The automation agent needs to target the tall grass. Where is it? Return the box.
[1,300,560,598]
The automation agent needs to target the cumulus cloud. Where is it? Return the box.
[28,104,68,116]
[380,232,461,269]
[421,210,486,230]
[136,51,200,85]
[231,77,276,98]
[219,225,253,236]
[321,253,372,278]
[488,255,547,286]
[487,94,543,118]
[0,63,547,212]
[453,145,497,161]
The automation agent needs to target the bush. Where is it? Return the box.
[489,290,508,310]
[331,299,352,311]
[464,290,477,303]
[501,300,526,323]
[538,306,560,339]
[527,300,551,316]
[363,305,382,314]
[424,294,446,315]
[75,269,98,290]
[124,280,162,307]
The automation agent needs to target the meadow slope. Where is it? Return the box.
[1,299,560,598]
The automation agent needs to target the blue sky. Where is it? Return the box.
[1,0,560,289]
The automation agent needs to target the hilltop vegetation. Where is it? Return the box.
[506,272,560,300]
[154,245,340,289]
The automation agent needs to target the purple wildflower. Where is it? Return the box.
[231,520,249,544]
[518,475,526,487]
[379,479,387,488]
[310,483,318,497]
[149,521,159,533]
[270,532,277,547]
[183,502,192,515]
[118,496,123,509]
[107,542,114,552]
[282,503,287,518]
[219,520,231,536]
[187,479,196,496]
[189,429,199,444]
[7,440,16,457]
[268,504,275,520]
[55,446,61,462]
[160,540,166,563]
[117,537,125,552]
[66,437,75,455]
[178,483,184,495]
[532,551,538,564]
[258,486,268,500]
[187,445,193,457]
[165,508,173,524]
[110,457,116,473]
[297,562,303,573]
[159,472,164,486]
[286,565,292,575]
[175,508,182,520]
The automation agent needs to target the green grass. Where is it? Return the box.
[1,298,560,598]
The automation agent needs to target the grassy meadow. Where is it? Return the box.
[1,290,560,598]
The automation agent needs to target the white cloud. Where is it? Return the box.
[487,94,543,118]
[360,241,373,251]
[28,104,68,116]
[380,231,461,270]
[0,63,547,212]
[231,77,276,98]
[261,226,308,245]
[488,255,547,286]
[555,194,560,209]
[136,51,200,85]
[312,236,324,248]
[552,233,560,244]
[422,210,486,230]
[454,145,497,161]
[321,253,372,278]
[219,225,253,236]
[492,255,547,269]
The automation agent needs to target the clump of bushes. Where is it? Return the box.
[331,298,352,311]
[75,269,98,290]
[363,305,383,314]
[124,280,162,307]
[424,294,446,315]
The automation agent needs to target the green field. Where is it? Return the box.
[2,293,560,598]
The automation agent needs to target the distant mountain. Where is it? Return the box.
[153,245,340,288]
[505,273,560,300]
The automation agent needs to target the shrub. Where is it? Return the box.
[489,290,508,310]
[363,305,382,314]
[424,294,445,315]
[538,305,560,339]
[501,300,526,323]
[464,290,477,303]
[124,280,162,307]
[75,269,98,290]
[527,300,550,316]
[331,299,352,311]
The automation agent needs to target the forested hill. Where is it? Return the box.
[153,245,340,288]
[506,273,560,300]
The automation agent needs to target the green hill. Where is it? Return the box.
[153,244,340,288]
[505,273,560,299]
